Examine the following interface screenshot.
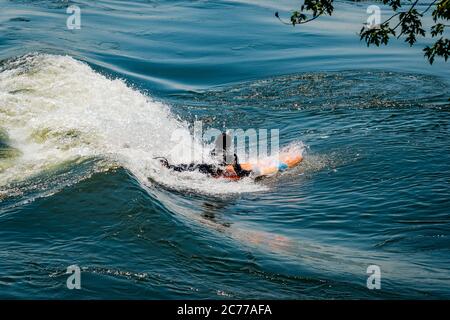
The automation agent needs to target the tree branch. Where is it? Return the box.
[275,11,323,25]
[421,0,439,15]
[393,0,420,31]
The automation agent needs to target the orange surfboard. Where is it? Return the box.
[223,150,303,180]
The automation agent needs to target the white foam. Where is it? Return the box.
[0,53,265,195]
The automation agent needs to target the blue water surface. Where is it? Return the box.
[0,0,449,299]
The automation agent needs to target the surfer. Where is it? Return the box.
[157,133,252,179]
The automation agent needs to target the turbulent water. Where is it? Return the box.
[0,0,449,299]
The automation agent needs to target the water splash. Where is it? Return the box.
[0,53,269,199]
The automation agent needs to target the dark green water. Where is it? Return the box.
[0,0,449,299]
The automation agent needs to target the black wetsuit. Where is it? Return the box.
[166,163,225,177]
[159,154,251,178]
[159,132,252,178]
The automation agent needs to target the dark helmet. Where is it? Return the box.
[211,132,234,164]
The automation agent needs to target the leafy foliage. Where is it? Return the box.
[301,0,334,17]
[280,0,450,64]
[424,37,450,64]
[383,0,402,11]
[288,0,334,25]
[398,9,425,46]
[433,0,450,21]
[360,24,395,46]
[431,23,445,37]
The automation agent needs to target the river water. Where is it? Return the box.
[0,0,449,299]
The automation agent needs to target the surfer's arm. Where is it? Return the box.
[157,157,189,172]
[232,154,251,177]
[158,158,224,177]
